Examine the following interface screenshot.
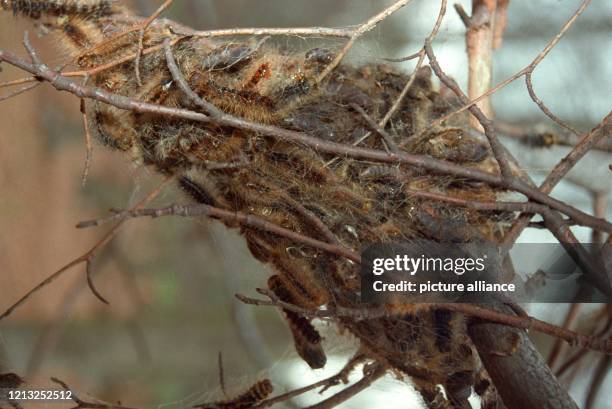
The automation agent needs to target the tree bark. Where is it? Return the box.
[469,304,580,409]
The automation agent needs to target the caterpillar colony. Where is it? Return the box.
[1,1,515,408]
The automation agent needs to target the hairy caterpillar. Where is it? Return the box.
[193,379,273,409]
[179,176,216,207]
[0,0,113,18]
[268,274,327,369]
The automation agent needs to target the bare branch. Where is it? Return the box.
[426,0,592,133]
[253,354,363,409]
[424,39,513,180]
[304,363,386,409]
[350,103,400,154]
[237,289,612,354]
[79,95,93,186]
[172,26,354,39]
[547,304,581,369]
[0,177,172,321]
[78,203,361,263]
[502,111,611,247]
[163,38,223,117]
[0,82,39,102]
[134,0,174,86]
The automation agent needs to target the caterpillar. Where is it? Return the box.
[268,275,327,369]
[0,0,114,18]
[179,176,216,207]
[193,379,273,409]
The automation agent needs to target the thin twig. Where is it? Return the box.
[584,352,611,409]
[424,39,513,180]
[0,177,172,321]
[238,289,612,354]
[304,364,386,409]
[163,38,223,117]
[591,190,608,245]
[218,351,227,398]
[424,0,591,133]
[405,188,557,217]
[547,304,581,369]
[134,0,174,86]
[350,103,400,154]
[381,0,447,129]
[328,0,444,164]
[316,0,415,83]
[494,120,612,153]
[382,50,422,62]
[0,82,39,102]
[77,203,361,263]
[556,307,612,377]
[253,355,362,409]
[85,257,108,305]
[173,26,354,39]
[502,112,611,248]
[79,93,93,186]
[525,71,581,135]
[0,76,37,88]
[64,37,185,78]
[379,51,425,133]
[454,3,471,28]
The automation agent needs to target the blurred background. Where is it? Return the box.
[0,0,610,408]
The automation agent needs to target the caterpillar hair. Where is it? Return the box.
[1,0,114,18]
[179,176,216,207]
